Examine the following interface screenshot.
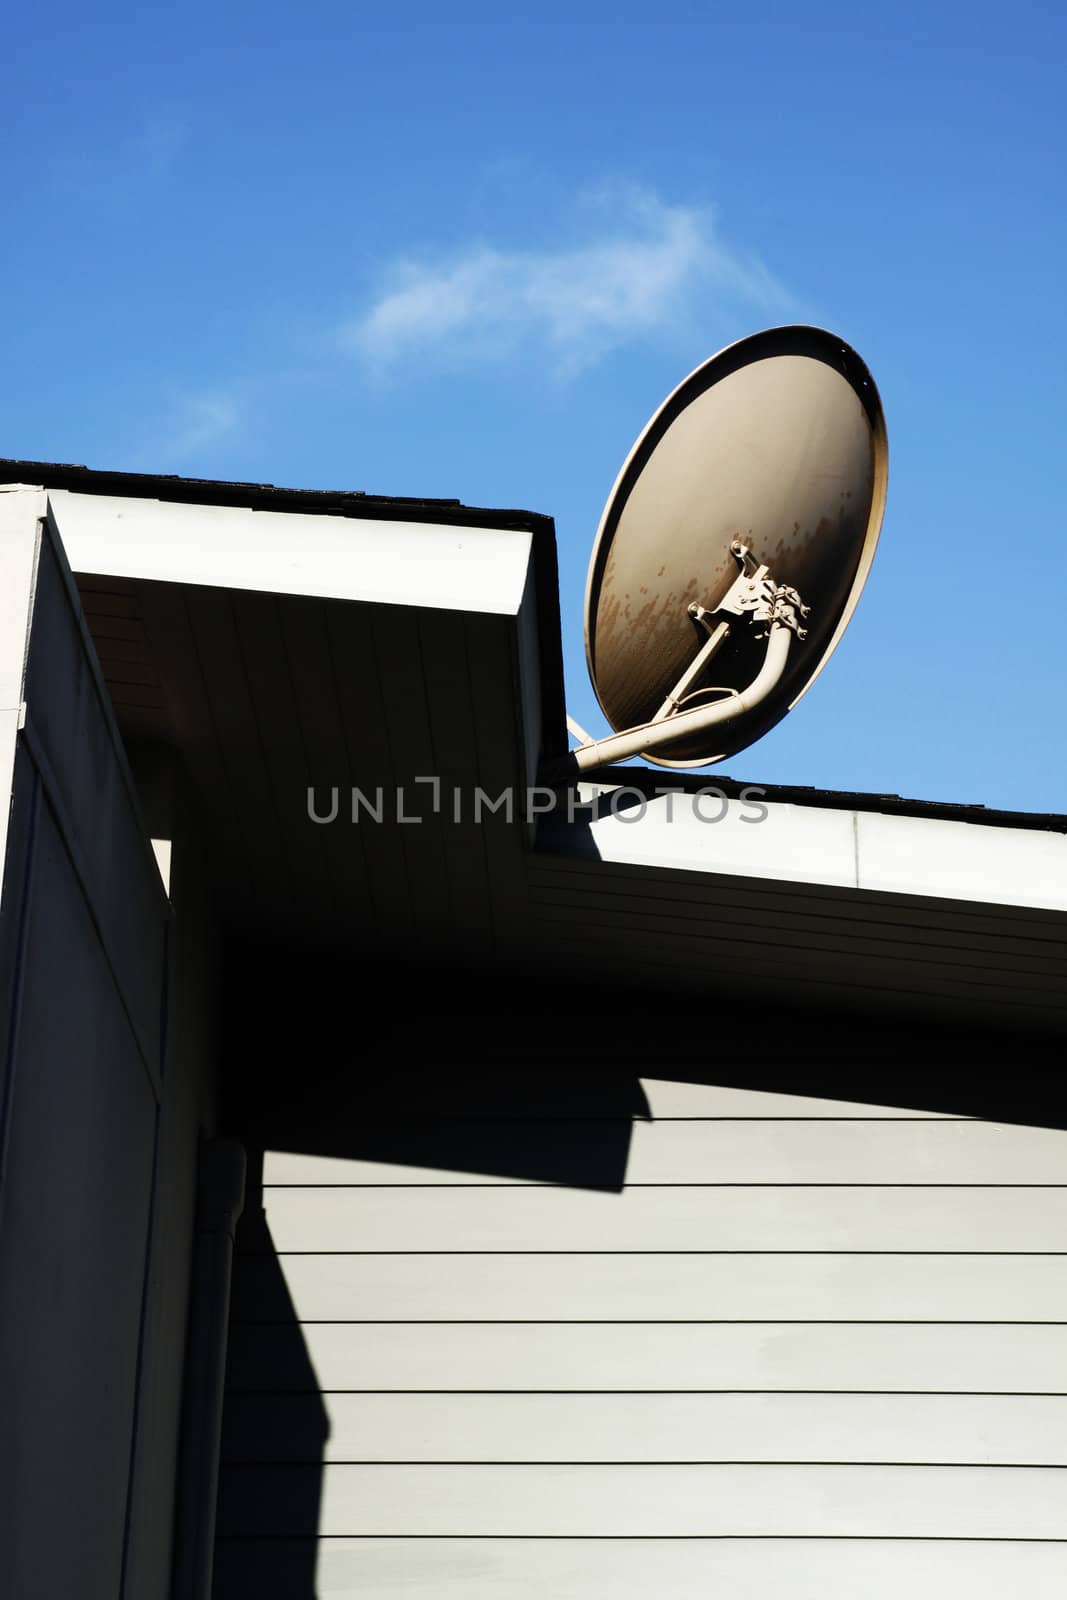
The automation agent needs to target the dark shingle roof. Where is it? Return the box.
[0,457,553,534]
[5,458,1063,833]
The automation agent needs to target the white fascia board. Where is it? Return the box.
[571,783,856,890]
[854,809,1067,911]
[0,486,45,710]
[48,490,534,616]
[0,487,45,904]
[566,783,1067,913]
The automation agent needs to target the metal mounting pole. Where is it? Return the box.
[653,616,731,720]
[546,539,809,784]
[544,621,794,781]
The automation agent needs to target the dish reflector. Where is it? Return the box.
[583,325,887,768]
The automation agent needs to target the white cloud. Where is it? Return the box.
[134,390,241,468]
[53,116,191,217]
[341,190,791,377]
[166,393,240,459]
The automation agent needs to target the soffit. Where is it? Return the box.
[52,490,546,954]
[28,477,1067,1035]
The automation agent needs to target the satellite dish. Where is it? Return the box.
[549,325,887,778]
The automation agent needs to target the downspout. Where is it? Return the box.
[171,1138,246,1600]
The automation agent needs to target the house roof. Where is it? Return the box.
[0,457,554,533]
[6,462,1065,1037]
[5,458,1060,835]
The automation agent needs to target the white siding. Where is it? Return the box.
[224,1461,1067,1537]
[223,1391,1067,1464]
[227,1320,1067,1392]
[217,1077,1067,1595]
[0,515,174,1600]
[216,1537,1067,1600]
[264,1116,1067,1184]
[258,1184,1067,1252]
[0,506,220,1600]
[228,1249,1067,1322]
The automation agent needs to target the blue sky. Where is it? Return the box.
[3,1,1065,812]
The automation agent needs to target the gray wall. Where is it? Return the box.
[0,501,220,1600]
[216,1076,1067,1597]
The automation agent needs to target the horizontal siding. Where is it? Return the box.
[237,1250,1067,1322]
[529,906,1067,997]
[526,853,1067,947]
[529,894,1067,985]
[214,1538,1067,1600]
[261,1185,1067,1252]
[222,1391,1067,1464]
[226,1321,1067,1393]
[524,941,1067,1030]
[217,1462,1067,1538]
[263,1119,1067,1185]
[631,1080,965,1117]
[218,1082,1067,1595]
[524,856,1067,1027]
[265,1078,968,1122]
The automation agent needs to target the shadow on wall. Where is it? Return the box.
[212,1050,652,1598]
[232,1066,651,1189]
[222,948,666,1186]
[223,947,1067,1133]
[211,951,1067,1596]
[213,1166,327,1599]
